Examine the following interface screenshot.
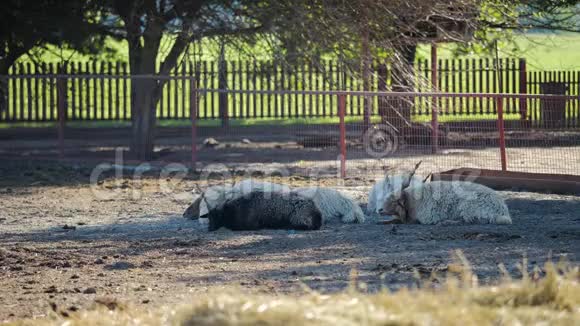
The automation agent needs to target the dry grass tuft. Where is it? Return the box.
[9,258,580,326]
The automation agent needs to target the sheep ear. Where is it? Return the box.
[193,184,210,208]
[401,161,422,189]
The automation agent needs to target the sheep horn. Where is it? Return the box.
[402,161,422,189]
[193,184,210,208]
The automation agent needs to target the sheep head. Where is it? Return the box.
[380,191,410,223]
[183,196,203,219]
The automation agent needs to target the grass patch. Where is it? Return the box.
[10,258,580,326]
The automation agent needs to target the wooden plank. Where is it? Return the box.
[91,61,98,119]
[443,59,449,114]
[245,60,251,119]
[122,62,128,120]
[257,61,262,119]
[202,61,208,119]
[255,60,260,118]
[308,61,314,116]
[272,61,278,118]
[37,63,45,121]
[266,61,272,118]
[107,62,113,120]
[68,62,76,120]
[576,71,580,127]
[100,62,106,120]
[322,61,327,117]
[25,63,33,121]
[295,63,299,117]
[115,62,121,120]
[238,60,243,119]
[211,61,216,119]
[458,59,464,114]
[302,62,307,117]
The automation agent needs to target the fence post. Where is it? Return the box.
[338,94,347,178]
[431,43,439,154]
[218,59,229,127]
[190,78,198,170]
[497,96,507,171]
[519,58,528,121]
[57,70,67,159]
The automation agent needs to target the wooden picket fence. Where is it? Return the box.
[1,58,579,124]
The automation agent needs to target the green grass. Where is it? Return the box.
[416,32,580,71]
[20,33,580,71]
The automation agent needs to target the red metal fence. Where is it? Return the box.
[1,59,579,126]
[2,74,578,179]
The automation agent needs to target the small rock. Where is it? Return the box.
[97,273,105,277]
[77,222,86,226]
[62,224,76,231]
[140,261,154,268]
[291,271,298,276]
[70,275,80,279]
[83,288,97,294]
[95,297,122,311]
[45,285,58,294]
[241,138,252,144]
[105,261,136,270]
[142,299,150,304]
[94,258,105,265]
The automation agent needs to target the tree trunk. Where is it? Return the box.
[381,44,417,130]
[130,79,159,160]
[0,59,13,117]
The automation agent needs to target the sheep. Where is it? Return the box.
[367,173,423,215]
[294,187,365,224]
[203,190,323,231]
[379,164,512,225]
[183,179,290,219]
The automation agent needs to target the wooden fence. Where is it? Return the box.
[1,58,579,124]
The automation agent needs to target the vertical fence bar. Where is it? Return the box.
[57,75,66,159]
[519,59,528,122]
[338,93,347,178]
[190,78,198,168]
[431,44,439,154]
[497,96,507,171]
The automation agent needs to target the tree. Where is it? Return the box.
[264,0,580,127]
[90,0,275,160]
[0,0,104,115]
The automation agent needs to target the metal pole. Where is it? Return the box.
[338,94,347,178]
[190,79,198,169]
[431,43,439,154]
[495,41,507,171]
[497,97,507,171]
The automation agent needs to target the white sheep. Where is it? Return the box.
[367,173,422,215]
[380,179,512,225]
[183,179,290,219]
[294,187,365,224]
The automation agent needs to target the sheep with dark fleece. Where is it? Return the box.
[204,190,323,231]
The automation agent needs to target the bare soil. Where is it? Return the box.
[0,160,579,322]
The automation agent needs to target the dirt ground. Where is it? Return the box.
[0,160,579,322]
